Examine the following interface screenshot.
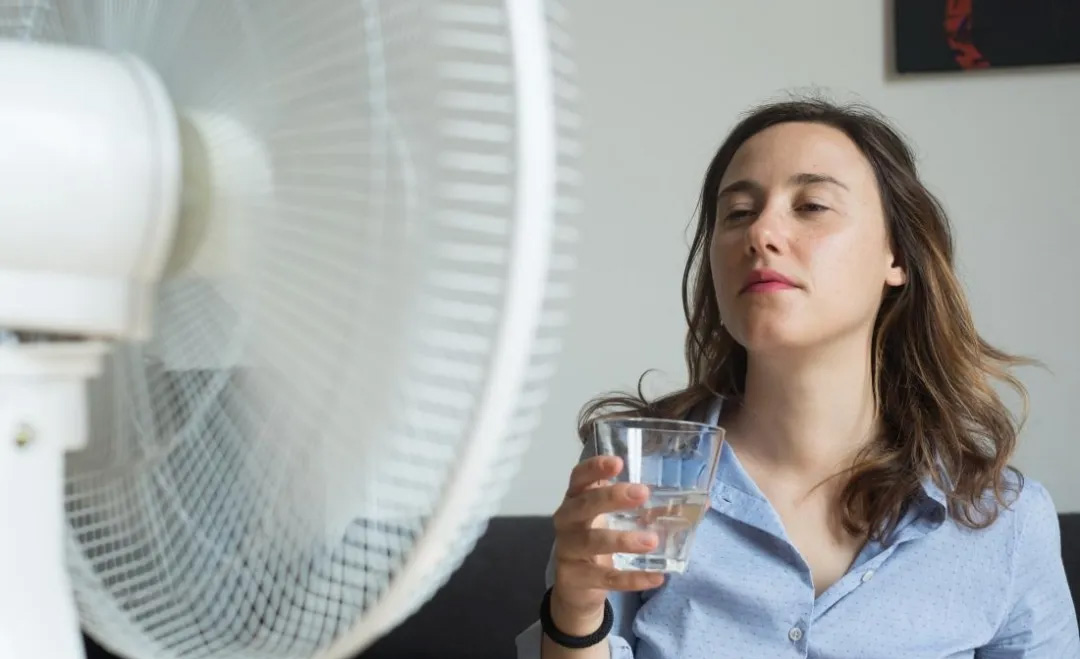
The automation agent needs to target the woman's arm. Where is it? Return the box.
[514,545,642,658]
[516,438,649,659]
[976,481,1080,658]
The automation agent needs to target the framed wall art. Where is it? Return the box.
[895,0,1080,73]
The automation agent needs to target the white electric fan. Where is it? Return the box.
[0,1,577,657]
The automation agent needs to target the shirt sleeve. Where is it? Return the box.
[515,438,643,658]
[977,481,1080,658]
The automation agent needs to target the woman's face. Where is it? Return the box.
[710,122,906,355]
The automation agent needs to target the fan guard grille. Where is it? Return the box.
[0,1,578,657]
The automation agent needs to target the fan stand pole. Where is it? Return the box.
[0,341,108,659]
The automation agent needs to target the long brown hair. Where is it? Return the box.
[579,98,1032,539]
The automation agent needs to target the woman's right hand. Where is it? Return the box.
[548,455,665,636]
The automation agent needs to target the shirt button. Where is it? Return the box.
[861,570,875,583]
[788,626,803,642]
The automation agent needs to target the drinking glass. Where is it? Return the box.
[593,417,724,573]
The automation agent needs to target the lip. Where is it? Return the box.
[740,268,798,294]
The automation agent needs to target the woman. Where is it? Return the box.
[515,99,1079,658]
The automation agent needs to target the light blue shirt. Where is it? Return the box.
[516,399,1079,658]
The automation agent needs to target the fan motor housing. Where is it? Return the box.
[0,41,180,340]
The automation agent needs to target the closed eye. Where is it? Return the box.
[797,203,829,213]
[724,209,755,222]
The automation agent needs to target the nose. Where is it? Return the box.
[744,203,786,257]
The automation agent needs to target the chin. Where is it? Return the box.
[730,318,814,354]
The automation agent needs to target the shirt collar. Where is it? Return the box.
[919,471,949,511]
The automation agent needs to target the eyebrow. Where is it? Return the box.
[717,172,849,199]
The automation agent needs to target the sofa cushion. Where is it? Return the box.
[1062,513,1080,615]
[84,513,1080,658]
[362,513,1080,658]
[362,516,556,658]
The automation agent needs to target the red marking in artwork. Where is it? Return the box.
[945,0,989,69]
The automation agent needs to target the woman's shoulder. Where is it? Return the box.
[983,471,1059,534]
[1000,474,1062,550]
[921,474,1064,609]
[958,474,1078,647]
[950,472,1062,555]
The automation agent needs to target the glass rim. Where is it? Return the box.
[593,416,724,435]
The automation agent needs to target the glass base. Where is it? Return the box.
[612,552,688,574]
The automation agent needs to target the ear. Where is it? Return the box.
[884,250,907,287]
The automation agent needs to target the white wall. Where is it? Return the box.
[500,0,1080,515]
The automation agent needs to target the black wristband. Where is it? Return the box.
[539,587,614,649]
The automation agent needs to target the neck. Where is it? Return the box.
[726,337,878,478]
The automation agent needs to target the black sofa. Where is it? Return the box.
[85,515,1080,659]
